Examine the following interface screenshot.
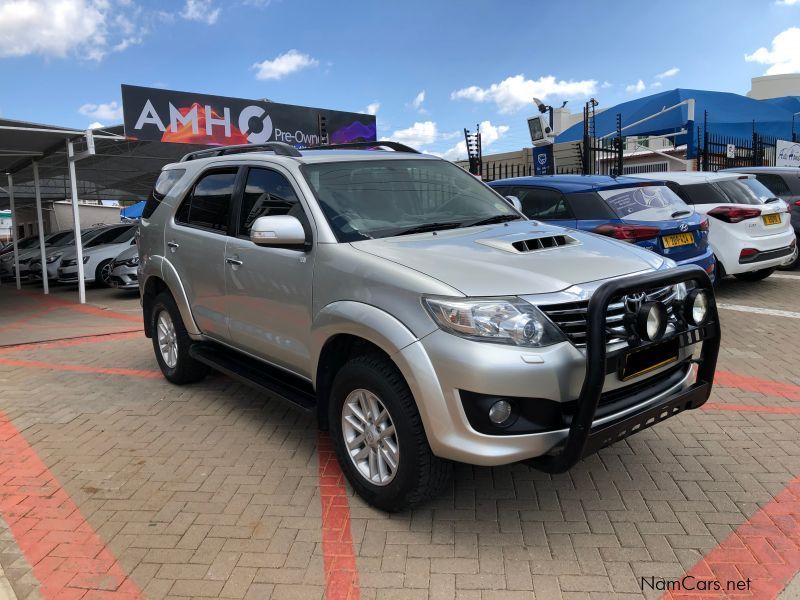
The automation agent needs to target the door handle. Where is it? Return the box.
[225,257,243,266]
[167,241,179,249]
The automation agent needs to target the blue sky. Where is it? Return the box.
[1,0,799,159]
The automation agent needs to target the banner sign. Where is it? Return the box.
[533,144,554,176]
[776,139,800,168]
[121,84,377,147]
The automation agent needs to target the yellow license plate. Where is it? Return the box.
[662,232,694,248]
[763,213,782,226]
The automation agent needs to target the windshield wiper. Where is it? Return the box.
[670,210,691,218]
[466,214,524,227]
[765,197,780,203]
[393,221,465,236]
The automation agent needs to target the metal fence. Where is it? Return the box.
[696,118,778,172]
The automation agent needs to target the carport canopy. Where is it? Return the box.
[0,117,206,303]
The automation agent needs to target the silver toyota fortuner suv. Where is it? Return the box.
[139,141,720,511]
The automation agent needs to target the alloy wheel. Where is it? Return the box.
[100,262,113,285]
[341,388,399,486]
[156,310,178,369]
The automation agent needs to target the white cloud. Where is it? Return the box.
[88,121,105,129]
[656,67,680,79]
[451,74,597,114]
[253,49,319,80]
[601,81,613,89]
[745,27,800,74]
[181,0,220,25]
[361,102,380,116]
[411,90,426,112]
[625,80,646,93]
[651,81,662,88]
[391,121,438,148]
[79,101,124,122]
[777,0,799,5]
[438,120,509,161]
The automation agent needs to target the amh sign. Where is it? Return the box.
[776,139,800,168]
[121,84,376,147]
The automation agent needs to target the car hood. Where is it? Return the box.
[60,242,131,262]
[351,221,665,296]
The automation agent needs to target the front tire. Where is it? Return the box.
[329,353,452,512]
[150,292,208,384]
[95,259,114,288]
[734,267,776,282]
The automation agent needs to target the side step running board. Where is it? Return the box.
[189,343,317,413]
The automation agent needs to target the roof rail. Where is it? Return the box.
[179,141,302,162]
[312,140,420,154]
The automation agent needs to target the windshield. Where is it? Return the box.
[715,179,763,205]
[301,159,520,242]
[46,231,72,246]
[596,185,691,222]
[736,178,778,202]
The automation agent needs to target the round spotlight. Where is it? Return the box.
[636,301,668,341]
[488,400,513,426]
[684,289,709,326]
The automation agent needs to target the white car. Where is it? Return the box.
[56,225,137,287]
[633,172,796,282]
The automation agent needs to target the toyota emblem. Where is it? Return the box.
[622,292,647,313]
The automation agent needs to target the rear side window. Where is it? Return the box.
[143,169,186,219]
[510,187,574,220]
[716,180,762,205]
[678,183,729,205]
[175,170,238,233]
[754,173,791,197]
[565,192,617,220]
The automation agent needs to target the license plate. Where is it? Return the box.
[619,338,680,381]
[762,213,782,226]
[662,232,694,248]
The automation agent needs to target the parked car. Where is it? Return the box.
[108,245,139,290]
[634,172,796,280]
[57,225,137,286]
[29,224,136,282]
[488,175,717,281]
[719,166,800,269]
[0,230,73,279]
[138,141,719,511]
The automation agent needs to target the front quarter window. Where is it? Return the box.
[301,159,520,242]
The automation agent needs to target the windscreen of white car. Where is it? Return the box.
[301,159,522,242]
[596,185,692,222]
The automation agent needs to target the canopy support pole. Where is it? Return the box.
[66,140,86,304]
[32,162,48,294]
[7,174,20,290]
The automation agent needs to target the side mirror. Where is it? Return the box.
[505,195,523,212]
[250,215,307,247]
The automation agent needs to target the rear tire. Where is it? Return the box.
[712,256,725,287]
[150,292,208,384]
[734,267,776,282]
[329,353,452,512]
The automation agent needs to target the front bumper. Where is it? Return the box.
[109,265,138,289]
[401,266,719,469]
[57,264,94,283]
[29,261,60,281]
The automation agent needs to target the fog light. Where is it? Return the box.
[488,400,513,425]
[636,301,667,341]
[685,289,709,326]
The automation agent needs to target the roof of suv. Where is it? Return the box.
[632,171,751,184]
[488,174,666,193]
[719,166,800,175]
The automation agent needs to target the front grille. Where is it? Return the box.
[539,285,677,346]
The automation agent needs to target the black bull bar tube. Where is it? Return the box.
[526,265,721,474]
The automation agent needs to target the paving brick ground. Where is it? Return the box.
[0,274,797,599]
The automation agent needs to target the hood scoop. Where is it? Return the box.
[476,230,580,254]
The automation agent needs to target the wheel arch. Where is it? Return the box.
[141,258,200,338]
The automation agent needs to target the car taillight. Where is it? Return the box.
[794,200,800,207]
[699,218,709,232]
[740,248,758,259]
[707,206,762,223]
[592,223,660,242]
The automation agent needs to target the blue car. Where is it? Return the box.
[488,175,716,280]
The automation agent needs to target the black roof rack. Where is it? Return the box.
[179,141,302,162]
[311,140,420,154]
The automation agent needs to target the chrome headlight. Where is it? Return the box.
[46,253,63,264]
[423,296,566,347]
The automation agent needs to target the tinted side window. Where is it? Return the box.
[755,174,791,197]
[239,169,302,235]
[176,170,237,232]
[143,169,186,219]
[680,183,729,205]
[86,227,127,247]
[716,180,762,205]
[565,192,616,220]
[511,187,573,220]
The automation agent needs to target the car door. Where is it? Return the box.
[165,167,239,340]
[224,166,316,377]
[509,186,577,228]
